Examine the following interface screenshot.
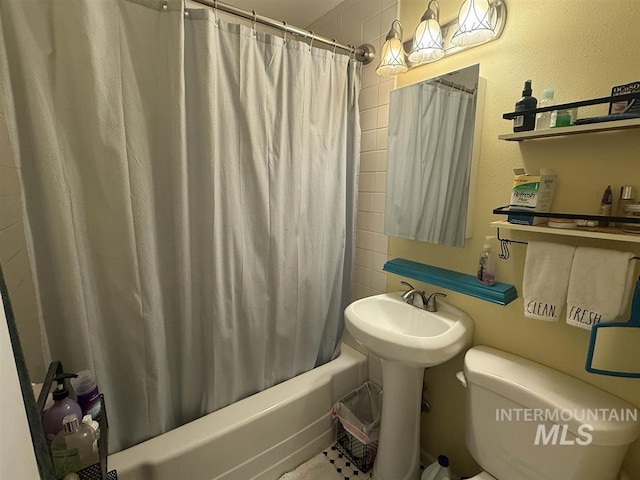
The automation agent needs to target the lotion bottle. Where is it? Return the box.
[477,236,496,286]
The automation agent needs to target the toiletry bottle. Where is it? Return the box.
[535,88,555,130]
[71,370,102,419]
[421,455,456,480]
[513,80,537,132]
[82,414,100,441]
[477,236,496,286]
[42,373,83,441]
[50,414,99,478]
[615,186,635,227]
[598,185,613,227]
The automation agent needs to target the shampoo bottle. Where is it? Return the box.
[42,373,83,441]
[477,236,496,286]
[513,80,537,132]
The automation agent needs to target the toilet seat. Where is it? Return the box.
[468,472,497,480]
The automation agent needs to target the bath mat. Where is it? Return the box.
[279,453,343,480]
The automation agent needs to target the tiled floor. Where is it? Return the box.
[322,444,371,479]
[322,444,426,480]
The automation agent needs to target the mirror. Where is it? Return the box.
[384,64,483,247]
[0,264,53,478]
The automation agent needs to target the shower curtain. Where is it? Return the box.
[0,0,359,451]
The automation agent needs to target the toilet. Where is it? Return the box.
[458,346,640,480]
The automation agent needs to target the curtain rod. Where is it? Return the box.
[430,78,476,95]
[188,0,375,64]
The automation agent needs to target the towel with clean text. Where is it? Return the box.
[523,241,576,321]
[566,247,635,330]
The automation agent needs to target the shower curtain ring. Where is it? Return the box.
[161,0,168,10]
[213,0,219,25]
[308,31,314,52]
[282,21,287,44]
[252,10,257,37]
[332,40,337,58]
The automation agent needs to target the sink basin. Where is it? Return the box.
[345,292,473,367]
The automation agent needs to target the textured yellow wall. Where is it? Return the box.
[394,0,640,476]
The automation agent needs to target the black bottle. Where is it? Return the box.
[513,80,537,132]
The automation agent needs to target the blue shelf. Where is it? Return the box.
[383,258,518,306]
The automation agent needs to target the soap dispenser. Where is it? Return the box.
[477,236,497,286]
[42,373,83,441]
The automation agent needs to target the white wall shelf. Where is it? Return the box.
[498,117,640,141]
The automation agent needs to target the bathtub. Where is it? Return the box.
[109,343,368,480]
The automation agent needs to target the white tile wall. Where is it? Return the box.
[309,0,397,303]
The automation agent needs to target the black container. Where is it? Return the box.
[513,80,537,132]
[335,421,378,473]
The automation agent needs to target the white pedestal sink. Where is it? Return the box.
[344,293,473,480]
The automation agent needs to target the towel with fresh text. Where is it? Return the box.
[566,247,635,330]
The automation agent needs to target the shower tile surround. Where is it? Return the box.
[310,0,396,302]
[308,0,400,385]
[308,0,397,387]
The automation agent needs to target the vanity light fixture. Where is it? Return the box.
[376,20,408,76]
[376,0,506,77]
[451,0,495,46]
[408,0,445,65]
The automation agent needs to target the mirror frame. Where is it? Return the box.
[0,264,54,478]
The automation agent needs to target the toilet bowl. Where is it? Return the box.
[458,346,640,480]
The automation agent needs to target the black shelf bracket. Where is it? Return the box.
[502,92,640,120]
[493,207,640,261]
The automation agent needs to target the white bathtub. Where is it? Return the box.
[110,343,368,480]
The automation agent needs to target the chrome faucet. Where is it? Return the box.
[401,281,429,308]
[400,281,447,312]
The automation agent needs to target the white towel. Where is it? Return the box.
[566,247,635,330]
[523,241,576,321]
[279,453,342,480]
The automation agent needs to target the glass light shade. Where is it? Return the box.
[376,37,408,76]
[451,0,495,47]
[408,18,445,65]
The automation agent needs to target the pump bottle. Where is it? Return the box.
[513,80,537,132]
[42,373,83,441]
[477,236,497,286]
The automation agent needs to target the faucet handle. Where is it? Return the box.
[400,281,415,291]
[426,292,447,312]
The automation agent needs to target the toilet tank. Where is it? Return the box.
[461,346,640,480]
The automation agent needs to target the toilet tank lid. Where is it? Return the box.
[464,346,640,446]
